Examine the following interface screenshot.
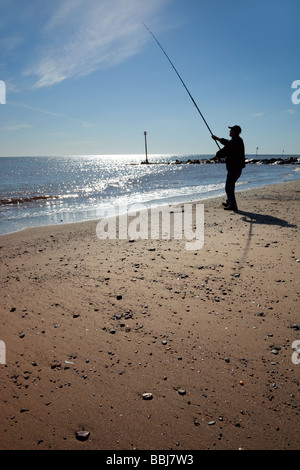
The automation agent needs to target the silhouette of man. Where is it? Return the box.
[212,125,245,211]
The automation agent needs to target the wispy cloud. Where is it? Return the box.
[24,0,168,89]
[64,140,93,146]
[0,34,23,53]
[252,112,266,118]
[9,101,92,127]
[5,123,32,131]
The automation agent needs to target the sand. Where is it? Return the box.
[0,180,299,451]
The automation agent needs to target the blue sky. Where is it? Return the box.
[0,0,299,156]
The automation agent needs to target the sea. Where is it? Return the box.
[0,154,299,236]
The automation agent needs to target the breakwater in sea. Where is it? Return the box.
[171,156,300,165]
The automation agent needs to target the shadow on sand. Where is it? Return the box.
[235,210,297,228]
[232,209,297,271]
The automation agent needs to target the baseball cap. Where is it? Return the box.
[228,125,242,134]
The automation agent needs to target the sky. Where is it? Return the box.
[0,0,299,157]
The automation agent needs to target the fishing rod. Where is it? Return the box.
[143,24,220,149]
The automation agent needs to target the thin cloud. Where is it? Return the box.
[9,101,92,127]
[0,34,23,53]
[252,112,266,118]
[24,0,168,89]
[64,140,93,146]
[5,123,32,131]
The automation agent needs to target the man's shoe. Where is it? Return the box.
[222,202,229,207]
[224,204,238,211]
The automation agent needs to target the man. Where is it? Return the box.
[212,125,245,211]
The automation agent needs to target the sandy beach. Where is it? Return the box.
[0,180,299,451]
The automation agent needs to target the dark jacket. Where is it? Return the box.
[216,136,245,170]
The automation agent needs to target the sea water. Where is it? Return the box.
[0,154,299,235]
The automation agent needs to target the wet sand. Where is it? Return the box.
[0,180,299,450]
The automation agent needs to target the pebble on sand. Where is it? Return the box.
[142,393,153,400]
[76,431,90,441]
